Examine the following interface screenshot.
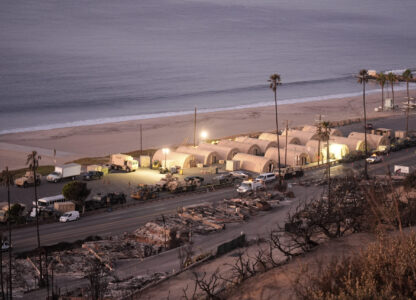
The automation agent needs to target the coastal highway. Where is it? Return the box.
[12,187,236,252]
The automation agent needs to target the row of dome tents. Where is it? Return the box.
[152,128,390,173]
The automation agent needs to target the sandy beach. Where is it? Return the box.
[0,90,411,170]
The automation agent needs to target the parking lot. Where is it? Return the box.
[3,165,238,209]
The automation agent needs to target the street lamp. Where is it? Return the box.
[200,131,208,143]
[162,148,170,169]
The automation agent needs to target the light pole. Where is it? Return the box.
[162,148,170,169]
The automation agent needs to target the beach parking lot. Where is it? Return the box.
[4,166,231,208]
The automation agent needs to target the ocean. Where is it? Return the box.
[1,0,416,134]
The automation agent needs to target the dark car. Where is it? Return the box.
[365,123,373,130]
[86,192,126,210]
[184,176,204,183]
[82,171,104,181]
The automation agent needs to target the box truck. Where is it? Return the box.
[110,154,139,172]
[46,163,81,183]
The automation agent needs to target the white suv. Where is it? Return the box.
[256,173,276,183]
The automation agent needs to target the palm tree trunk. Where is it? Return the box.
[406,80,410,136]
[391,82,395,108]
[0,241,3,300]
[274,90,281,184]
[285,120,288,167]
[381,85,384,111]
[317,139,321,166]
[33,166,43,285]
[327,138,330,200]
[363,80,368,179]
[7,175,12,300]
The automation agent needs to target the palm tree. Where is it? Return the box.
[268,74,282,184]
[402,69,413,136]
[319,121,331,198]
[1,167,13,299]
[26,151,43,286]
[376,73,387,111]
[357,69,369,179]
[315,115,322,165]
[387,72,398,108]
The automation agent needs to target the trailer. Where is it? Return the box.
[110,154,139,172]
[46,163,81,183]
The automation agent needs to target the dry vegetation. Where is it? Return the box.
[180,172,416,300]
[294,232,416,299]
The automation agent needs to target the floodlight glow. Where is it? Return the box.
[200,131,208,139]
[329,143,348,160]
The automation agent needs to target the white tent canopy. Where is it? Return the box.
[348,132,390,150]
[153,150,194,169]
[258,133,301,148]
[218,140,262,155]
[235,136,277,154]
[176,146,218,165]
[281,129,318,145]
[198,143,238,161]
[265,146,310,166]
[233,153,277,173]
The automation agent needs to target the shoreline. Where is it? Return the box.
[0,89,412,170]
[1,84,412,136]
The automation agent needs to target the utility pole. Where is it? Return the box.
[285,120,288,166]
[193,107,197,147]
[5,167,12,300]
[140,124,143,154]
[316,114,322,166]
[139,124,143,167]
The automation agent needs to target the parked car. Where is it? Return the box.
[86,192,127,211]
[82,171,104,181]
[214,173,235,184]
[365,123,373,130]
[1,241,11,252]
[184,176,204,183]
[366,155,382,164]
[59,211,80,222]
[159,167,169,174]
[230,171,250,179]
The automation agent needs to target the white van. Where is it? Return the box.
[59,211,80,223]
[256,173,276,183]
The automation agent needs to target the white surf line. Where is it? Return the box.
[2,84,415,136]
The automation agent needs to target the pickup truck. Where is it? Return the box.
[14,171,42,187]
[366,155,382,164]
[237,180,265,194]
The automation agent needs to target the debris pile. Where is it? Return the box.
[106,272,168,299]
[134,215,190,248]
[83,236,158,262]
